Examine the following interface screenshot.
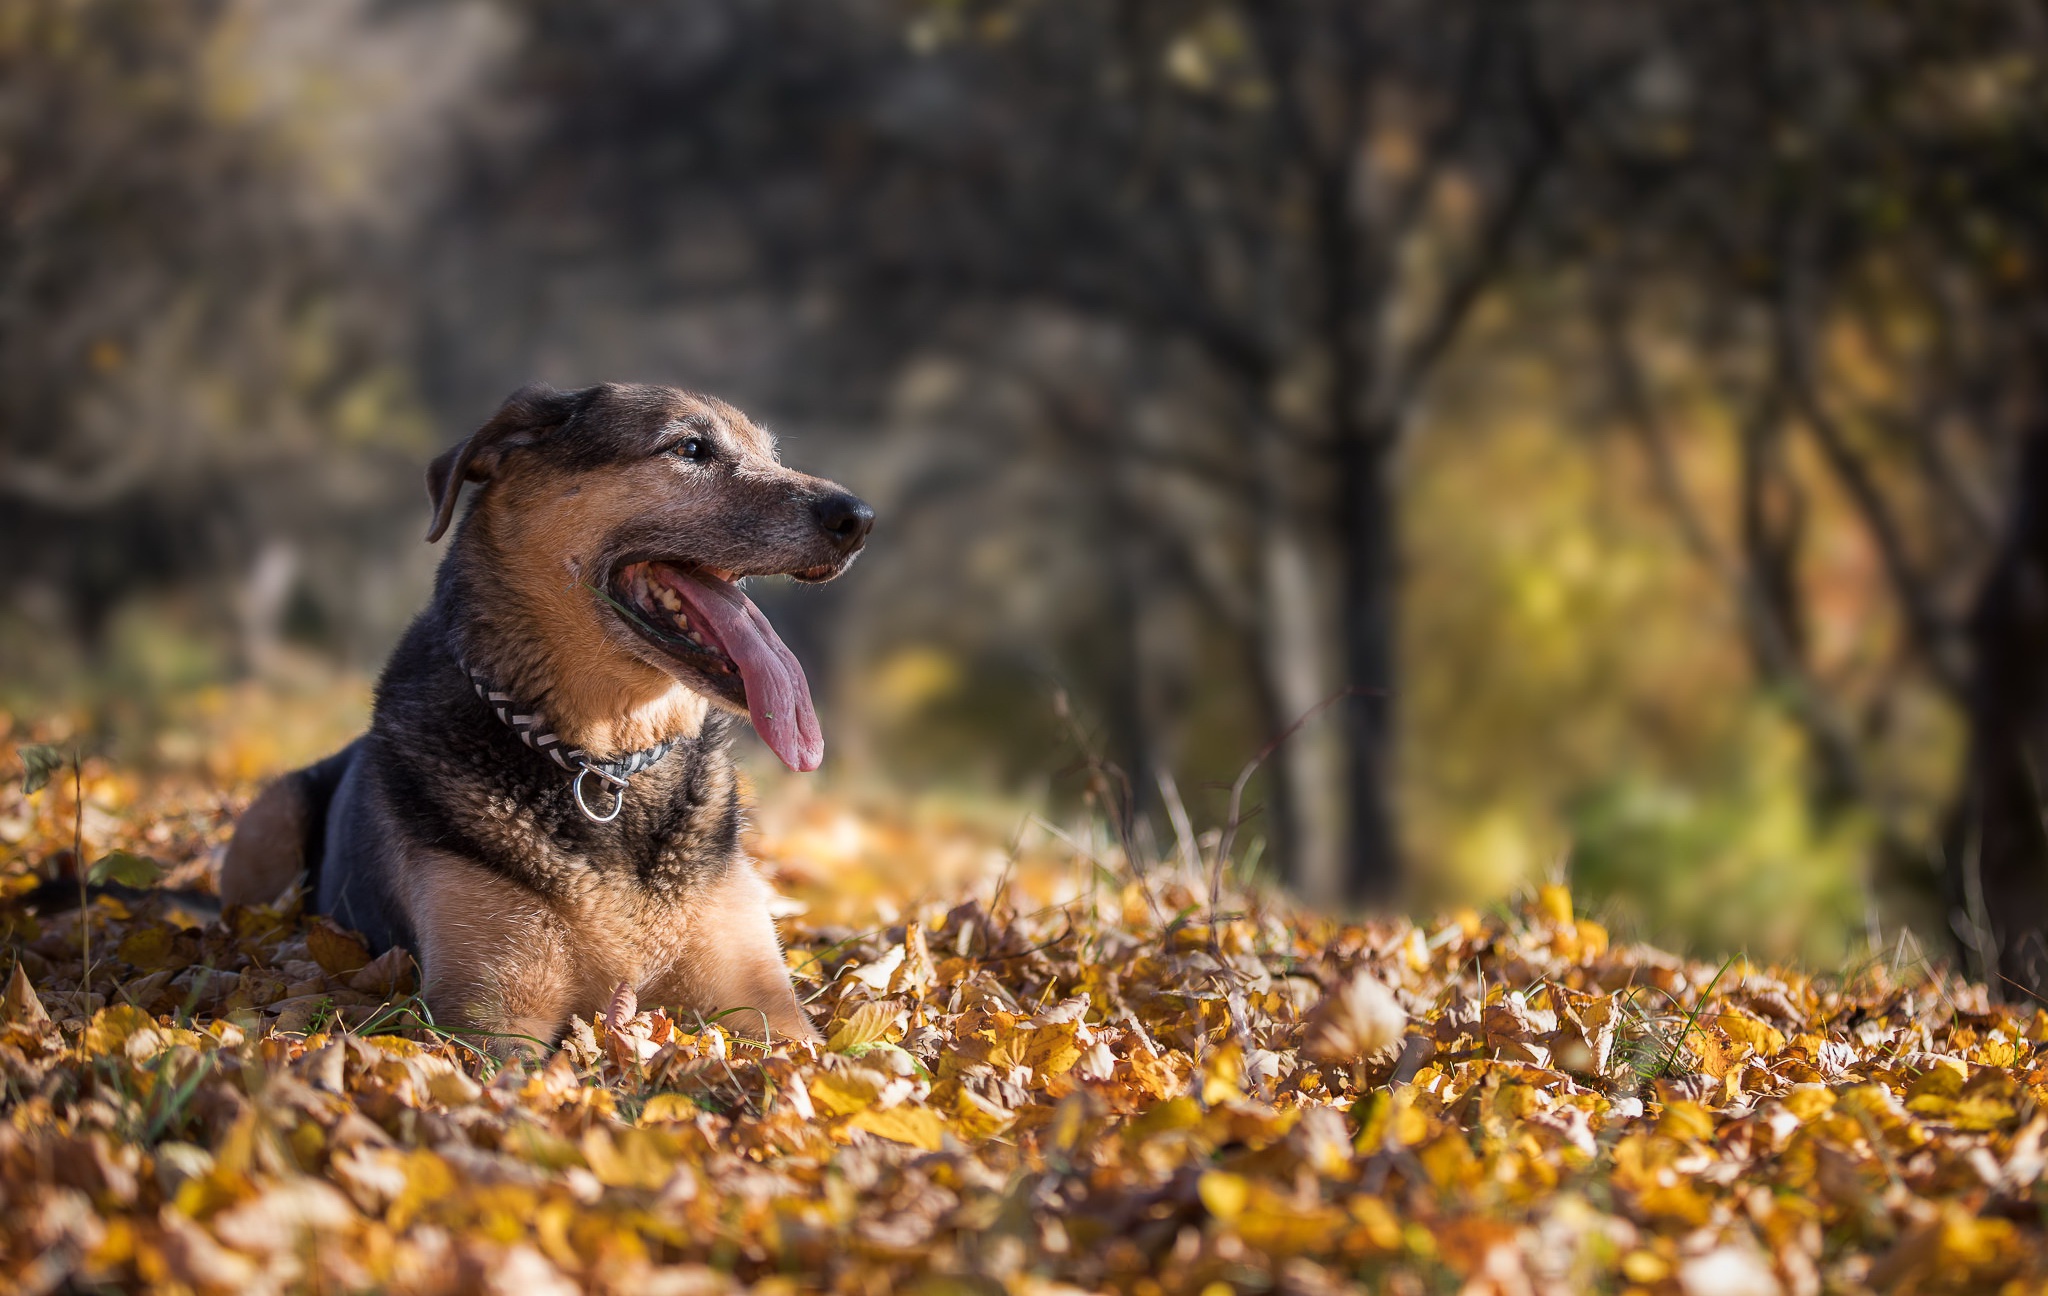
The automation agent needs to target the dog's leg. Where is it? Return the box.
[645,860,818,1043]
[221,777,314,906]
[222,742,357,907]
[401,851,583,1058]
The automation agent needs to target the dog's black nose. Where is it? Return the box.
[814,491,875,553]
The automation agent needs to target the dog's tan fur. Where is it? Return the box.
[400,845,805,1044]
[475,461,714,755]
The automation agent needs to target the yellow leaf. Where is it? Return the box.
[1907,1093,1957,1119]
[948,1086,1014,1140]
[172,1166,255,1221]
[85,1216,135,1272]
[1402,928,1430,972]
[2028,1009,2048,1044]
[1573,920,1610,958]
[1417,1130,1479,1189]
[1023,1021,1083,1080]
[84,1004,155,1058]
[1350,1092,1392,1153]
[1719,1012,1787,1057]
[827,1000,900,1053]
[1949,1096,2018,1132]
[1657,1100,1715,1143]
[640,1092,699,1124]
[1836,1084,1909,1131]
[1938,1209,2018,1271]
[1126,1045,1186,1100]
[1347,1195,1402,1252]
[388,1150,455,1230]
[1688,1027,1730,1080]
[288,1118,326,1167]
[535,1198,577,1270]
[1239,1200,1349,1256]
[1049,1090,1091,1152]
[1783,1084,1835,1120]
[1538,884,1574,927]
[1198,1170,1249,1223]
[582,1126,677,1189]
[1202,1042,1245,1105]
[810,1067,887,1117]
[1126,1096,1203,1142]
[1391,1094,1432,1148]
[425,1068,481,1107]
[1623,1251,1670,1283]
[1635,1180,1713,1227]
[1907,1057,1968,1100]
[850,1104,946,1151]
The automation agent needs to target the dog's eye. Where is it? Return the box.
[670,437,707,463]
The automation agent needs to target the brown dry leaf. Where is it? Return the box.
[603,980,637,1030]
[4,959,49,1024]
[308,921,373,976]
[1303,970,1406,1064]
[348,946,416,996]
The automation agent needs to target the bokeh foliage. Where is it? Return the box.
[8,0,2048,970]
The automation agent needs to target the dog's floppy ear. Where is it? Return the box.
[425,383,588,542]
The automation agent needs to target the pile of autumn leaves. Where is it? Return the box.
[4,750,2048,1294]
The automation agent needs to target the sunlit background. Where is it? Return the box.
[7,0,2048,980]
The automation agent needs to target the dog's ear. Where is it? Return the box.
[426,383,588,542]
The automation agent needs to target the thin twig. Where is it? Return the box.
[73,750,88,1011]
[975,921,1077,965]
[1156,769,1202,879]
[1049,690,1168,928]
[1214,685,1383,900]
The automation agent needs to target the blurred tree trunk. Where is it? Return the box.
[1338,425,1403,904]
[1953,425,2048,999]
[1108,480,1166,838]
[1257,459,1343,901]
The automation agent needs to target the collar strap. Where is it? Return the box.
[457,659,683,822]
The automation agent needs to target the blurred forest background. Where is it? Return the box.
[7,0,2048,989]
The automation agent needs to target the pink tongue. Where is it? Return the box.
[662,569,823,771]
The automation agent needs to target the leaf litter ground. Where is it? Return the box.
[2,728,2046,1296]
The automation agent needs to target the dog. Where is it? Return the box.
[220,382,872,1049]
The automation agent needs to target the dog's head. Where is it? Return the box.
[427,382,873,770]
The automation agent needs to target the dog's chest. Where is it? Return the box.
[433,738,743,900]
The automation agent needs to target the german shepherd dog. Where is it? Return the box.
[220,383,872,1050]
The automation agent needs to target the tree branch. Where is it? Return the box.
[1776,265,1970,698]
[1597,276,1873,804]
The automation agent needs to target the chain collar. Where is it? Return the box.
[456,657,683,823]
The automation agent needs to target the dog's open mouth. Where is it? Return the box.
[611,560,824,772]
